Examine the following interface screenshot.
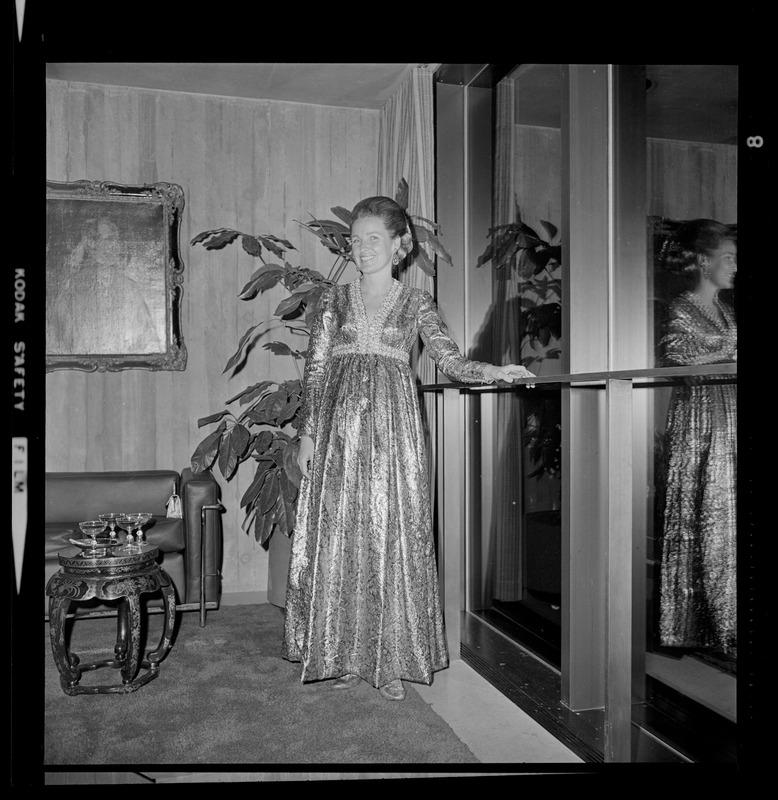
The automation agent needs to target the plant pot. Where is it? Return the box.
[267,530,292,608]
[524,510,561,596]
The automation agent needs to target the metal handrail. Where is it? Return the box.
[418,361,736,392]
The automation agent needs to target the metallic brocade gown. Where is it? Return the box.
[658,292,737,653]
[282,279,489,687]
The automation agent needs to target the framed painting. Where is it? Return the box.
[46,180,187,372]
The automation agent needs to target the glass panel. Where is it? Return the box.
[646,65,738,369]
[466,64,564,665]
[639,376,737,759]
[467,386,562,667]
[613,66,739,760]
[471,64,564,376]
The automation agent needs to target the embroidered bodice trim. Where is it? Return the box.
[682,291,735,334]
[332,280,409,362]
[331,343,409,362]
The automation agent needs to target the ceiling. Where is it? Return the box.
[45,63,738,144]
[45,63,419,109]
[511,64,738,145]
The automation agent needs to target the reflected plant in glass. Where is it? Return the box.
[475,205,562,372]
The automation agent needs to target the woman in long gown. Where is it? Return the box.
[282,196,535,700]
[658,219,737,655]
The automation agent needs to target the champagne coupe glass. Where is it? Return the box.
[79,519,106,549]
[134,512,153,546]
[98,512,122,541]
[118,513,141,551]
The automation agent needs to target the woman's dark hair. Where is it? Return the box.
[662,218,735,279]
[351,196,414,263]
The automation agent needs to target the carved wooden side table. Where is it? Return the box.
[46,543,176,695]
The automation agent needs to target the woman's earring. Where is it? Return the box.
[392,253,400,266]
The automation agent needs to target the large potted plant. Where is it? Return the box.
[477,204,562,598]
[189,180,451,604]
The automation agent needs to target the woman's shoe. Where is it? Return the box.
[378,679,406,701]
[332,673,362,689]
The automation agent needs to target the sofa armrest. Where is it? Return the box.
[180,468,223,611]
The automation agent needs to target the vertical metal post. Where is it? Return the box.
[562,64,611,712]
[199,504,222,627]
[440,387,465,660]
[604,378,633,761]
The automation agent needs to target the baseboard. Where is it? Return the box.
[220,590,269,606]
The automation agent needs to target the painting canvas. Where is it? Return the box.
[46,180,187,371]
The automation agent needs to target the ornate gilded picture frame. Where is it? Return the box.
[46,180,187,372]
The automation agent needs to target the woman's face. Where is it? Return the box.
[350,215,399,276]
[700,239,737,290]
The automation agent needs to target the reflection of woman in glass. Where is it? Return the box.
[658,219,737,655]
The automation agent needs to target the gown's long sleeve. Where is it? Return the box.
[416,290,491,383]
[297,287,336,440]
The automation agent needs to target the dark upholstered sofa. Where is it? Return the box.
[45,468,223,624]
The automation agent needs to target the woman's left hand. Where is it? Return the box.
[485,364,536,387]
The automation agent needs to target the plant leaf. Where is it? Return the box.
[254,236,285,259]
[395,178,409,209]
[200,229,241,250]
[476,241,494,268]
[223,323,264,374]
[240,459,273,509]
[227,379,275,406]
[241,235,264,258]
[263,341,296,357]
[283,438,303,488]
[238,266,286,299]
[296,218,342,251]
[190,229,217,246]
[273,294,305,318]
[241,505,256,535]
[422,230,453,265]
[331,206,353,227]
[258,470,280,514]
[277,399,301,427]
[191,228,236,247]
[218,422,251,481]
[278,470,298,533]
[255,504,276,544]
[197,409,232,428]
[303,285,325,326]
[539,220,558,242]
[413,248,436,277]
[252,430,275,455]
[265,233,295,248]
[190,421,226,474]
[248,390,288,426]
[280,378,303,399]
[308,219,351,235]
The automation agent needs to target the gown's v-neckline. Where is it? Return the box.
[353,279,402,333]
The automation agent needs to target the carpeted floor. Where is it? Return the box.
[44,603,480,766]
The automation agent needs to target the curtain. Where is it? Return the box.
[377,65,438,512]
[377,65,436,384]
